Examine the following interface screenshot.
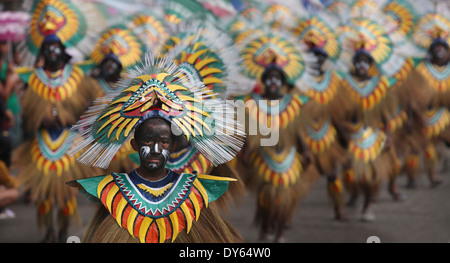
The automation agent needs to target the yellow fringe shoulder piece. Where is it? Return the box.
[245,93,306,131]
[348,126,386,163]
[386,107,408,133]
[28,64,85,103]
[424,107,450,139]
[304,120,337,154]
[31,128,79,177]
[341,75,394,111]
[416,61,450,94]
[305,70,340,106]
[82,170,233,243]
[249,146,302,188]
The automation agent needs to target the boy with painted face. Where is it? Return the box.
[69,52,244,243]
[132,117,174,176]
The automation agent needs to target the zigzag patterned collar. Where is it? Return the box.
[75,170,234,243]
[114,170,194,217]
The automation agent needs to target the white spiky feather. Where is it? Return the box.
[69,51,245,168]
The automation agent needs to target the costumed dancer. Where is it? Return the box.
[68,51,245,243]
[233,22,317,241]
[291,9,349,220]
[332,0,417,204]
[355,0,425,201]
[399,0,450,188]
[11,0,102,242]
[333,14,399,221]
[375,0,426,196]
[82,24,146,174]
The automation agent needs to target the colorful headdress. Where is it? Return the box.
[127,13,168,52]
[70,52,245,168]
[382,0,418,39]
[234,24,315,88]
[162,22,248,96]
[226,6,265,39]
[164,0,214,28]
[90,25,145,69]
[20,0,105,65]
[336,0,423,82]
[292,15,341,63]
[263,3,299,31]
[338,15,414,79]
[413,13,450,51]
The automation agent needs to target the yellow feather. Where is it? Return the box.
[191,161,200,174]
[202,77,223,86]
[124,118,140,138]
[107,117,125,139]
[180,202,193,233]
[194,58,218,71]
[167,84,188,92]
[43,161,52,177]
[178,117,196,137]
[264,168,271,183]
[126,209,138,237]
[97,175,114,199]
[196,174,236,181]
[172,119,190,141]
[97,114,121,134]
[156,73,170,82]
[156,218,166,243]
[106,184,119,212]
[115,118,133,140]
[169,211,179,242]
[136,74,152,83]
[139,217,153,243]
[273,173,279,188]
[193,179,208,207]
[115,198,128,227]
[187,49,208,64]
[177,94,200,103]
[199,67,223,77]
[61,156,70,172]
[189,191,201,221]
[122,84,142,93]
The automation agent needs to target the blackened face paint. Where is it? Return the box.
[134,118,174,173]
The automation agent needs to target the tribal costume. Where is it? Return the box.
[11,0,102,242]
[230,9,318,241]
[399,3,450,187]
[333,13,402,219]
[69,52,245,243]
[238,90,314,242]
[292,10,349,219]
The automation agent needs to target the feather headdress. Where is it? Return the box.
[162,21,249,96]
[90,24,145,69]
[19,0,106,65]
[69,51,245,168]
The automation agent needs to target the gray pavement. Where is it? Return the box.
[1,170,449,243]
